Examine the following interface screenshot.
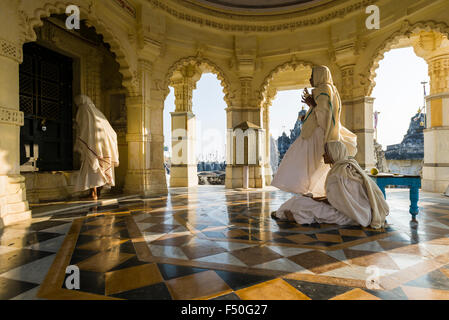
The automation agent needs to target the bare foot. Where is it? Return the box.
[91,188,98,201]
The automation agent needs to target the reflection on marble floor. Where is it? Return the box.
[1,186,449,300]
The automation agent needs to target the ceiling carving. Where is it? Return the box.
[191,0,323,11]
[150,0,378,32]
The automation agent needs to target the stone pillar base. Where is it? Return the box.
[0,175,31,228]
[342,97,376,169]
[170,165,198,188]
[125,169,168,196]
[264,164,273,186]
[422,176,449,194]
[225,165,265,189]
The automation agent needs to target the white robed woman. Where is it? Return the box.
[74,95,119,200]
[273,141,389,229]
[271,65,357,197]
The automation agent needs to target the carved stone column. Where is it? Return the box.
[124,59,166,195]
[341,96,376,169]
[414,31,449,192]
[0,37,31,227]
[262,102,272,185]
[169,65,200,187]
[225,76,265,189]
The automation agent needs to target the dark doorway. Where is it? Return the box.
[19,42,74,171]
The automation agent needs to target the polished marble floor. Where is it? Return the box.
[1,186,449,300]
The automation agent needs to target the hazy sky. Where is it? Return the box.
[164,47,429,157]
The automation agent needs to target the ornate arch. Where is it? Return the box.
[164,55,233,108]
[364,20,449,96]
[258,58,314,108]
[18,0,134,90]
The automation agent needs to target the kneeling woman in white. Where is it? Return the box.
[273,141,389,229]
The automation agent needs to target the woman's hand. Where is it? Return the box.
[301,88,317,108]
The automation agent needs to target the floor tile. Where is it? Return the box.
[1,232,62,249]
[214,241,257,251]
[235,278,311,300]
[148,245,189,260]
[26,235,66,253]
[0,254,56,284]
[421,243,449,257]
[365,287,409,300]
[349,241,385,252]
[143,224,179,234]
[323,249,347,262]
[166,270,231,300]
[214,270,274,291]
[404,269,449,291]
[112,282,172,300]
[343,249,400,270]
[265,246,311,257]
[69,249,98,265]
[330,288,381,300]
[283,279,353,300]
[10,286,43,300]
[401,285,449,300]
[0,249,54,274]
[288,251,348,274]
[230,246,283,266]
[150,234,194,246]
[252,258,310,273]
[40,223,73,234]
[65,270,105,295]
[105,263,163,296]
[77,249,135,273]
[0,277,38,300]
[211,292,240,300]
[386,252,428,270]
[195,252,247,266]
[157,264,208,280]
[181,243,228,260]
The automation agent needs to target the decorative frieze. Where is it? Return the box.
[0,38,22,63]
[113,0,137,18]
[150,0,378,33]
[0,106,24,127]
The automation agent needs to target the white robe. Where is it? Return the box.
[275,173,371,226]
[74,96,119,192]
[271,127,330,197]
[271,65,357,197]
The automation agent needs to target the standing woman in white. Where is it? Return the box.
[74,95,120,200]
[271,65,357,197]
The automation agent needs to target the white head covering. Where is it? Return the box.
[325,141,389,229]
[74,95,119,187]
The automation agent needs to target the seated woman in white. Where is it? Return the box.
[272,140,389,229]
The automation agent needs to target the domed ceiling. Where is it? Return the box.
[184,0,333,13]
[196,0,320,9]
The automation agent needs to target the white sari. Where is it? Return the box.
[74,95,119,192]
[275,141,389,229]
[271,65,357,197]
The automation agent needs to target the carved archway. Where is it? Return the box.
[258,58,314,108]
[364,20,449,97]
[164,56,233,108]
[18,1,135,92]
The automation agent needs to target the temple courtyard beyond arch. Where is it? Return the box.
[1,0,449,302]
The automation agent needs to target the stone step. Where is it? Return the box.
[7,200,29,215]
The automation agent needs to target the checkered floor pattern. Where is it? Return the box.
[1,187,449,300]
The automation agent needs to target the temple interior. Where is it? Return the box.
[1,0,449,300]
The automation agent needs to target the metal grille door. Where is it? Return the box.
[19,43,74,171]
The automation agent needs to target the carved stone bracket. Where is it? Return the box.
[0,38,23,63]
[0,106,24,127]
